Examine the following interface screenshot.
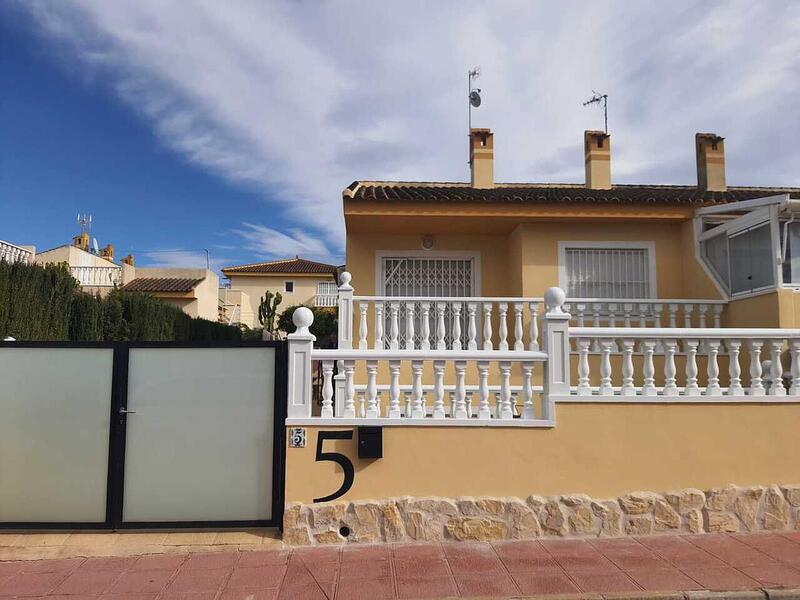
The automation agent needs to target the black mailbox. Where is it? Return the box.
[358,426,383,459]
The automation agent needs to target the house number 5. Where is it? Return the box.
[313,430,355,503]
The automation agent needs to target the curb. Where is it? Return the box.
[460,589,800,600]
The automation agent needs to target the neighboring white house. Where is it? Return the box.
[220,257,340,329]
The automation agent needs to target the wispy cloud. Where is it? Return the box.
[136,249,230,272]
[18,0,800,262]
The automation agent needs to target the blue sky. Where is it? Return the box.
[2,1,800,273]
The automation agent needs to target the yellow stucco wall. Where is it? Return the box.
[226,274,335,329]
[284,403,800,504]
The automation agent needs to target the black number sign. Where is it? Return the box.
[312,430,355,503]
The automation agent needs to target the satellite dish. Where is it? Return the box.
[92,238,100,254]
[469,90,482,107]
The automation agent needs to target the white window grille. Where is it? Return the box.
[380,256,475,348]
[317,281,338,296]
[563,246,652,299]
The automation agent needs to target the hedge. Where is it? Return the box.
[0,260,240,342]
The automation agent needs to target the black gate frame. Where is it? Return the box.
[0,340,287,530]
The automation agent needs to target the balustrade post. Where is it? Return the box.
[542,288,570,416]
[334,272,353,415]
[623,303,633,328]
[705,339,722,396]
[621,339,636,396]
[433,360,446,418]
[436,302,447,350]
[576,338,592,395]
[358,301,368,349]
[641,340,658,396]
[726,340,744,396]
[748,340,765,396]
[683,304,694,328]
[529,302,540,351]
[698,304,709,328]
[405,302,416,350]
[477,361,491,419]
[411,360,425,417]
[366,360,379,418]
[466,303,478,350]
[389,303,400,350]
[454,361,468,419]
[514,303,524,351]
[482,302,494,350]
[770,340,787,396]
[653,303,663,328]
[498,303,509,351]
[663,340,679,396]
[452,302,463,351]
[790,340,800,395]
[713,304,723,328]
[598,339,614,395]
[420,302,431,351]
[638,303,648,328]
[343,360,356,417]
[499,361,513,419]
[668,304,679,328]
[522,362,535,419]
[287,307,316,418]
[388,360,402,418]
[374,302,384,349]
[320,361,334,418]
[684,339,700,396]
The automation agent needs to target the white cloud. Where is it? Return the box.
[20,0,800,260]
[137,249,229,272]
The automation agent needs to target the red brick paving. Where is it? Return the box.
[0,532,799,598]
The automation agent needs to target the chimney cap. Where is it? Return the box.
[470,127,492,133]
[585,129,609,138]
[696,132,725,142]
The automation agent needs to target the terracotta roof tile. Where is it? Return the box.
[345,181,800,205]
[222,257,339,275]
[121,277,203,293]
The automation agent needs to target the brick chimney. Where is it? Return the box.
[121,254,134,267]
[470,128,494,189]
[696,133,726,192]
[72,232,89,251]
[584,130,611,190]
[99,244,114,261]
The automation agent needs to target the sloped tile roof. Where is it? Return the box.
[344,181,800,205]
[121,277,203,293]
[222,257,339,275]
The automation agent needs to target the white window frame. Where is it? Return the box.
[284,280,294,293]
[316,280,338,295]
[557,241,657,299]
[375,250,481,296]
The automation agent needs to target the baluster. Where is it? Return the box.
[388,360,401,417]
[513,303,524,351]
[420,302,431,350]
[511,391,519,417]
[465,391,473,418]
[575,303,586,327]
[483,302,493,350]
[576,338,592,395]
[478,361,491,419]
[621,339,636,396]
[683,304,694,328]
[705,339,722,396]
[366,360,378,418]
[498,303,509,351]
[449,391,456,418]
[522,361,535,419]
[642,340,657,396]
[713,304,723,328]
[405,302,416,350]
[608,303,618,328]
[433,360,445,418]
[411,360,425,417]
[748,340,765,396]
[623,303,633,328]
[374,302,384,349]
[653,303,663,328]
[467,303,478,350]
[529,302,540,351]
[358,301,368,349]
[321,360,334,417]
[638,303,648,328]
[404,392,412,419]
[789,340,800,395]
[389,303,400,350]
[343,360,356,417]
[684,339,700,396]
[499,361,513,419]
[668,304,679,328]
[663,340,679,396]
[454,361,468,419]
[592,303,602,327]
[726,340,744,396]
[451,302,463,350]
[436,302,447,350]
[698,305,709,328]
[358,392,365,418]
[770,340,787,395]
[599,339,614,395]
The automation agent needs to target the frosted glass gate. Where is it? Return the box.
[0,341,285,529]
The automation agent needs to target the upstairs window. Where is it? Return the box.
[284,281,294,293]
[560,243,654,299]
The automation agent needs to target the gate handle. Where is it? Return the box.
[119,407,136,415]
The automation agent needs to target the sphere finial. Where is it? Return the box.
[292,306,314,335]
[544,287,566,314]
[339,271,353,290]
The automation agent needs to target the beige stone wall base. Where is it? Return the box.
[283,484,800,545]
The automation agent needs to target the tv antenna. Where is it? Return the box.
[583,90,608,133]
[77,213,93,235]
[468,66,482,164]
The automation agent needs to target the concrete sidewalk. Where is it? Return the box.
[0,532,799,599]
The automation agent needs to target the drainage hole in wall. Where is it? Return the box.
[339,526,351,538]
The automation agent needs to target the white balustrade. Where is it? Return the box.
[70,266,122,287]
[565,327,800,401]
[0,240,34,264]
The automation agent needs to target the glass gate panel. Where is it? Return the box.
[123,347,276,523]
[0,347,113,523]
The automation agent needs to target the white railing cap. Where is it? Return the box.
[570,326,800,339]
[312,348,548,361]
